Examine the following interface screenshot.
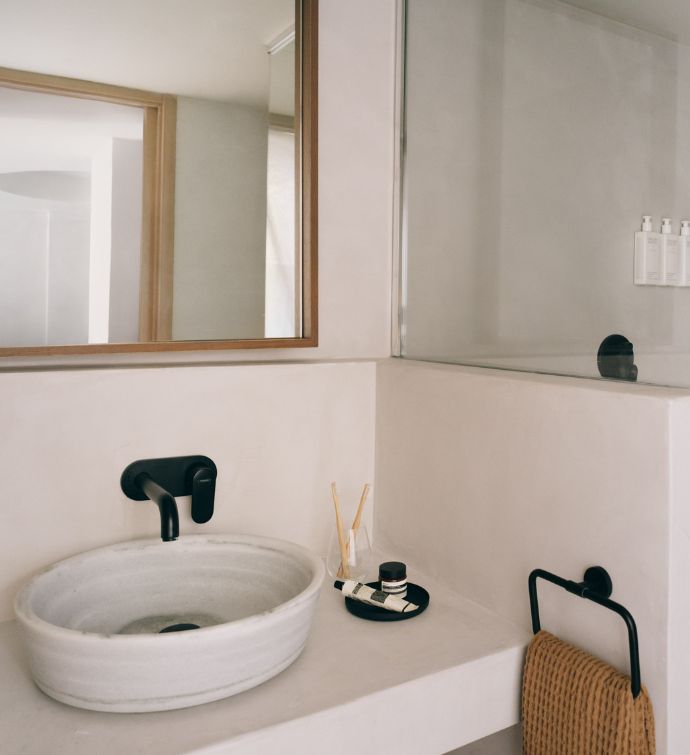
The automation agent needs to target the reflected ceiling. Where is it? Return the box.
[0,0,294,104]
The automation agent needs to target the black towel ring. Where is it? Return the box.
[528,566,641,698]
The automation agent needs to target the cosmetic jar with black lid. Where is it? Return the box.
[379,561,407,598]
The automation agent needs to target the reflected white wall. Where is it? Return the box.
[0,88,143,348]
[173,97,268,340]
[109,138,143,343]
[46,205,90,345]
[265,127,296,337]
[0,199,48,346]
[0,192,90,348]
[88,140,113,344]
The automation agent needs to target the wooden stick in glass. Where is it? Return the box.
[330,482,349,579]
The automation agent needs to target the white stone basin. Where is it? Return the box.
[14,534,325,713]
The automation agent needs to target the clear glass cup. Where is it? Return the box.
[326,525,374,584]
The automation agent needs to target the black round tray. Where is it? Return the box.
[344,582,430,621]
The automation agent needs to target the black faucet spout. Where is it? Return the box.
[121,456,216,541]
[135,472,179,542]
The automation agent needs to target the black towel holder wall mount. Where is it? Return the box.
[528,566,641,699]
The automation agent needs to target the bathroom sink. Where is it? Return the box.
[14,534,325,712]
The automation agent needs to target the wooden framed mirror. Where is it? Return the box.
[0,0,317,356]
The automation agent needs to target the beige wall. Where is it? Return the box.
[374,359,686,753]
[2,0,397,368]
[0,361,376,622]
[0,0,398,620]
[668,397,690,754]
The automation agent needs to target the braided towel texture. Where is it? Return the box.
[522,630,655,755]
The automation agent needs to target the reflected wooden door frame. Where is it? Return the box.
[0,66,176,351]
[140,96,176,342]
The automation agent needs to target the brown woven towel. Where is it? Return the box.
[522,630,655,755]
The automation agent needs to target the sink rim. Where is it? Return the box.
[15,533,325,642]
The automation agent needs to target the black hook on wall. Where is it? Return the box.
[597,334,638,382]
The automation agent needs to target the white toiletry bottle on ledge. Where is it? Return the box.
[661,217,680,285]
[680,220,690,287]
[634,215,661,285]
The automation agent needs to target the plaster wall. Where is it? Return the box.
[0,0,397,611]
[375,358,680,752]
[0,361,376,624]
[1,0,397,368]
[0,0,396,625]
[668,397,690,755]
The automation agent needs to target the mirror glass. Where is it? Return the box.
[0,0,316,354]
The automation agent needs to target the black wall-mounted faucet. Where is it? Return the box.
[120,455,218,542]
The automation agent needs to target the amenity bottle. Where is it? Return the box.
[634,215,661,285]
[681,220,690,287]
[661,218,680,285]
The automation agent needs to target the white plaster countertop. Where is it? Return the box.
[0,567,530,755]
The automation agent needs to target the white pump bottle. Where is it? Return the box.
[661,218,681,285]
[634,215,661,285]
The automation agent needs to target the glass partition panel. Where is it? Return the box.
[401,0,690,388]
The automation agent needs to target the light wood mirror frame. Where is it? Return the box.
[0,0,317,357]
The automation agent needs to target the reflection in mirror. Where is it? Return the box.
[0,87,144,347]
[0,0,317,356]
[172,30,297,342]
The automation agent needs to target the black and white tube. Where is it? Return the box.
[334,579,418,613]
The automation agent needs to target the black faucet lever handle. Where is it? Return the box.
[189,464,216,523]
